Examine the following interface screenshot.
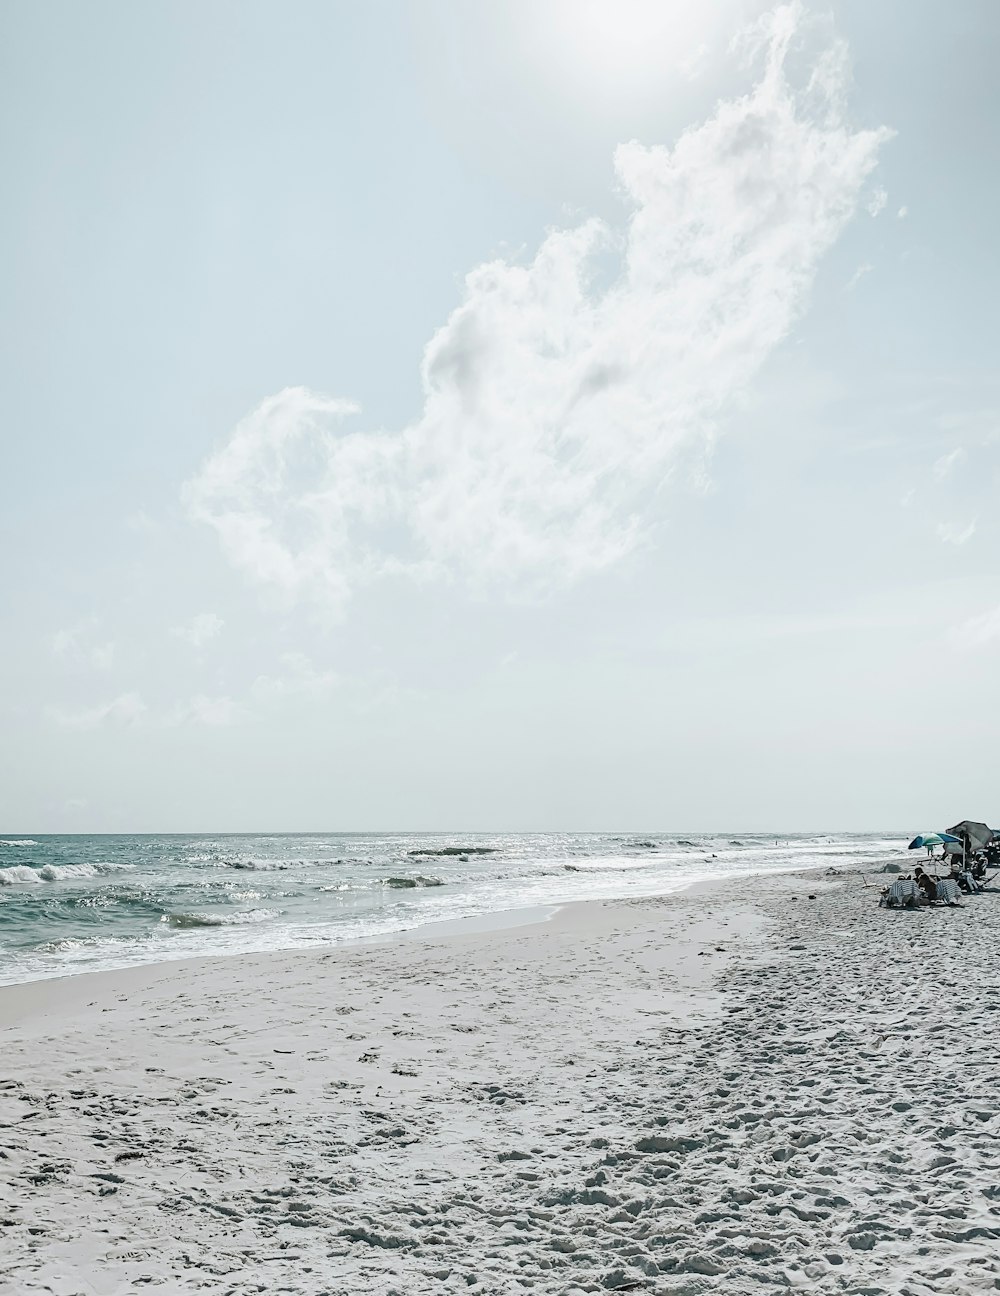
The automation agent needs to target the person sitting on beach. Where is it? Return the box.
[950,863,983,894]
[913,866,937,903]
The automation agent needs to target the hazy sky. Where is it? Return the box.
[3,0,999,832]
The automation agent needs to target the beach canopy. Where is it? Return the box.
[946,820,994,850]
[908,832,961,850]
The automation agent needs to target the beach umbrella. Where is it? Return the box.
[908,832,960,852]
[946,821,994,851]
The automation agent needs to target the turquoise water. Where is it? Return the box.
[0,831,903,985]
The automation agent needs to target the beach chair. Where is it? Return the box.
[880,878,921,909]
[933,879,960,905]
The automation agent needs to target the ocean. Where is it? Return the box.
[0,831,903,986]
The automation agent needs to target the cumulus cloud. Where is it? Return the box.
[171,612,225,648]
[867,186,888,216]
[185,3,889,616]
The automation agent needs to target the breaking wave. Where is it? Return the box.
[1,839,38,847]
[0,862,134,885]
[222,859,292,871]
[1,830,907,987]
[164,908,279,929]
[0,866,41,886]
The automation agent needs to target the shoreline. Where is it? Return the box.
[0,876,735,1028]
[0,855,896,998]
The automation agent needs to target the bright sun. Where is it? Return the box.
[531,0,722,95]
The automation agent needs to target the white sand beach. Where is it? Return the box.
[2,869,999,1295]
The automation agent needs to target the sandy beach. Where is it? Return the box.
[2,868,999,1295]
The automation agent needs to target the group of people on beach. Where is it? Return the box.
[940,830,998,893]
[912,861,982,901]
[880,822,996,908]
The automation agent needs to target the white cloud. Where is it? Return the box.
[950,606,1000,649]
[846,262,873,291]
[171,612,225,648]
[47,690,242,729]
[678,41,709,81]
[936,518,976,546]
[185,4,889,617]
[165,694,244,727]
[867,186,887,216]
[90,642,116,670]
[932,447,966,479]
[50,620,116,671]
[250,652,339,702]
[897,205,908,219]
[47,692,148,730]
[50,626,78,656]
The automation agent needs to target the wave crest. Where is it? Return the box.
[0,866,42,886]
[164,908,278,929]
[0,862,136,885]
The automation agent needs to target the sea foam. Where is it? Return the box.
[0,861,134,885]
[164,908,279,929]
[0,866,42,885]
[1,830,907,987]
[40,862,134,881]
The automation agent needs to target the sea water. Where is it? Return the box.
[0,831,903,986]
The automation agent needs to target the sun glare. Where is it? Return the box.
[531,0,719,96]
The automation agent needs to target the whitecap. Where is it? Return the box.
[163,908,279,929]
[380,875,445,889]
[39,863,99,881]
[1,861,136,885]
[1,839,38,847]
[223,858,291,871]
[37,862,135,881]
[0,866,42,885]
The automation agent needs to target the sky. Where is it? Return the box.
[2,0,999,833]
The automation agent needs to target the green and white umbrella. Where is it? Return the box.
[908,832,960,856]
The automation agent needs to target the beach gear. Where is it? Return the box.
[946,820,994,851]
[907,833,960,851]
[933,879,960,904]
[880,879,921,908]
